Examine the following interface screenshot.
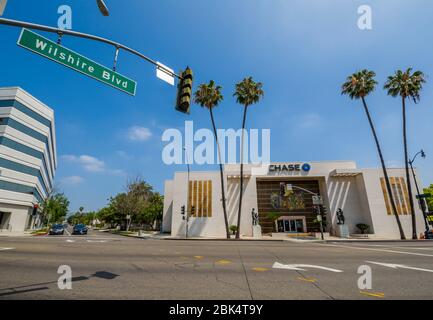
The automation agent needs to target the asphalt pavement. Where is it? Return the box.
[0,230,432,300]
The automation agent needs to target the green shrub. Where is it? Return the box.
[356,223,370,234]
[229,225,238,235]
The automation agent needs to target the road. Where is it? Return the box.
[0,230,432,300]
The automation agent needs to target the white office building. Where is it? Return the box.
[163,161,427,239]
[0,87,57,232]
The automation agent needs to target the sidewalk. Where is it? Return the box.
[0,231,33,237]
[98,229,432,243]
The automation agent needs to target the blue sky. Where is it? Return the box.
[1,0,432,212]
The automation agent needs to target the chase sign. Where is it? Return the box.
[269,163,311,173]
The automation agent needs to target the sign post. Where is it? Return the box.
[17,29,137,95]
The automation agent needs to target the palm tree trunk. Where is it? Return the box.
[236,105,248,239]
[402,97,417,239]
[209,108,230,239]
[362,97,406,239]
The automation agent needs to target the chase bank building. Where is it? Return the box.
[163,161,426,239]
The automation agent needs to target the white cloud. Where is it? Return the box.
[62,154,127,177]
[127,126,152,141]
[116,150,134,160]
[60,176,84,186]
[62,154,106,172]
[297,113,321,129]
[79,155,105,172]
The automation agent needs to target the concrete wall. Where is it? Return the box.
[361,168,426,239]
[0,202,31,232]
[162,180,173,233]
[170,171,227,238]
[325,175,374,235]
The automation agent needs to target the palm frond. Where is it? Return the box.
[341,69,377,100]
[233,77,264,107]
[194,80,224,109]
[384,68,426,103]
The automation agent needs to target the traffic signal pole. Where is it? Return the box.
[0,17,182,80]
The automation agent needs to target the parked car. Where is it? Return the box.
[49,224,65,236]
[425,230,433,240]
[72,224,88,235]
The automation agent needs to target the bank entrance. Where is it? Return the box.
[256,179,321,234]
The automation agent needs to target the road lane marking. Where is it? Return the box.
[298,277,317,283]
[0,247,14,251]
[194,256,203,260]
[252,267,269,272]
[357,244,433,251]
[321,243,433,258]
[360,290,385,298]
[272,262,343,273]
[66,240,75,243]
[367,261,433,273]
[86,240,107,243]
[216,259,231,265]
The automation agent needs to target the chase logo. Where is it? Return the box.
[302,163,311,172]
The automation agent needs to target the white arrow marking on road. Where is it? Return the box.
[272,262,343,273]
[86,240,107,243]
[0,247,14,251]
[367,261,433,273]
[66,239,75,243]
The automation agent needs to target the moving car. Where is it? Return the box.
[72,224,88,235]
[49,224,65,236]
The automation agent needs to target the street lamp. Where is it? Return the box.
[183,147,190,238]
[96,0,110,16]
[408,149,430,232]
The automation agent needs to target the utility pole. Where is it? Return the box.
[409,150,430,233]
[183,147,191,239]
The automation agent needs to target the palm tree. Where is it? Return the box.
[384,68,426,239]
[194,80,230,238]
[342,70,406,239]
[233,77,264,239]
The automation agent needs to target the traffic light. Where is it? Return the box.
[181,205,186,219]
[32,203,39,216]
[280,183,285,197]
[176,67,194,114]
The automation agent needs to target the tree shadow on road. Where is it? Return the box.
[0,271,120,297]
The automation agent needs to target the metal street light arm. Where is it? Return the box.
[409,150,425,165]
[0,17,182,79]
[292,185,318,196]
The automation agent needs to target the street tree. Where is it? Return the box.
[384,68,426,239]
[342,69,406,239]
[194,80,230,238]
[233,77,264,239]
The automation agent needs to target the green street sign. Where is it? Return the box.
[17,28,137,96]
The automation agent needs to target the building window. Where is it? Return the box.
[189,180,212,218]
[380,177,411,215]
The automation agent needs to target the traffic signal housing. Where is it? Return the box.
[176,67,194,114]
[181,205,186,219]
